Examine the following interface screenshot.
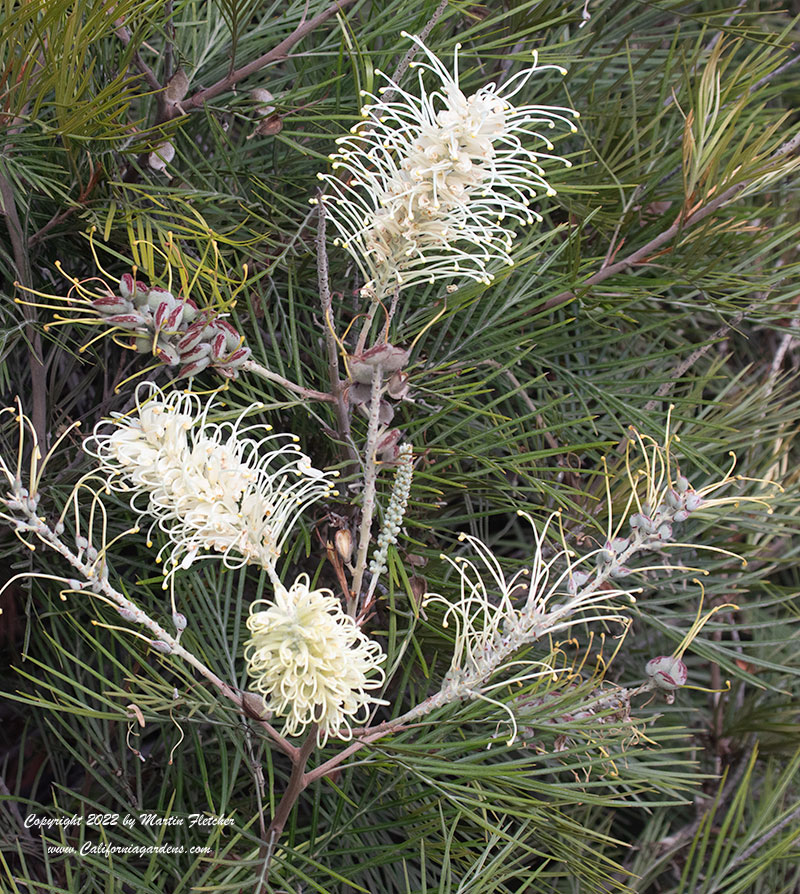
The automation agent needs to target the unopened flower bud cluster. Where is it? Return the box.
[574,473,707,587]
[91,273,251,378]
[369,444,413,576]
[3,478,40,521]
[0,410,113,598]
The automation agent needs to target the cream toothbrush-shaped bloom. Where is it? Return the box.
[244,574,386,744]
[85,384,338,583]
[316,33,578,296]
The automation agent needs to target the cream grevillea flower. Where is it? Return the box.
[411,513,635,743]
[426,513,631,697]
[84,384,337,582]
[244,575,386,743]
[315,33,578,296]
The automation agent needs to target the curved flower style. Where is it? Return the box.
[606,408,778,560]
[84,384,337,582]
[426,514,631,694]
[15,232,251,381]
[316,33,578,296]
[244,574,386,743]
[412,415,780,743]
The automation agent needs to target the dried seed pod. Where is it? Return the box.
[251,88,275,115]
[148,142,175,173]
[349,343,410,384]
[334,528,353,563]
[409,575,427,614]
[357,398,395,425]
[248,88,283,138]
[349,382,371,406]
[252,114,284,137]
[387,370,410,400]
[377,428,403,461]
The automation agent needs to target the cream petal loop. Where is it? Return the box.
[245,574,386,744]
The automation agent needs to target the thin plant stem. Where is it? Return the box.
[543,131,800,313]
[182,0,357,111]
[355,294,384,356]
[383,0,451,101]
[349,364,384,609]
[18,510,297,760]
[731,802,800,867]
[113,21,166,116]
[243,358,336,403]
[266,728,317,841]
[316,198,358,463]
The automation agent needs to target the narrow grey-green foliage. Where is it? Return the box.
[1,1,800,892]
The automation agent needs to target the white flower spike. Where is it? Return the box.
[316,33,578,297]
[427,513,630,687]
[84,384,337,584]
[244,574,386,744]
[417,513,631,744]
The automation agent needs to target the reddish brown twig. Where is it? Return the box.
[182,0,357,113]
[542,131,800,313]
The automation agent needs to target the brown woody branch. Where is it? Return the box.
[181,0,357,113]
[542,131,800,313]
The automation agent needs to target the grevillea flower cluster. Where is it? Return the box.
[244,574,386,744]
[0,400,384,744]
[592,413,776,579]
[408,419,777,743]
[316,33,578,296]
[84,384,337,582]
[24,270,251,380]
[98,274,251,378]
[417,512,633,743]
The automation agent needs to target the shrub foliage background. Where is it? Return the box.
[1,0,800,891]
